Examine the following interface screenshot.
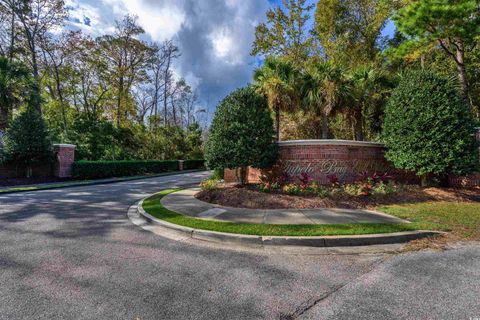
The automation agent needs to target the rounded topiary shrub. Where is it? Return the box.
[205,86,277,183]
[383,70,478,184]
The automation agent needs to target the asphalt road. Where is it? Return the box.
[0,171,478,320]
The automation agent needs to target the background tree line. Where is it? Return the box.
[251,0,480,141]
[0,0,205,161]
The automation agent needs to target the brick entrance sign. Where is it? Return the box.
[224,140,402,184]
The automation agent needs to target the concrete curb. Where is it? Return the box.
[136,199,444,248]
[0,169,207,195]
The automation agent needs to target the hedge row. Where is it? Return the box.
[72,160,179,179]
[183,159,206,170]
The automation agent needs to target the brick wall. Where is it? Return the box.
[0,144,76,179]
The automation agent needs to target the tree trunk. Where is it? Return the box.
[53,63,68,134]
[31,45,42,113]
[235,166,247,185]
[455,40,470,109]
[353,110,364,141]
[116,76,124,127]
[321,115,329,139]
[0,107,9,131]
[275,104,280,141]
[9,8,14,62]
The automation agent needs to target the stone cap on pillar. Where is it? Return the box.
[53,143,76,149]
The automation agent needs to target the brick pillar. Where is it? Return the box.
[53,144,76,178]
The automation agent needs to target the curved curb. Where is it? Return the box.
[136,199,444,247]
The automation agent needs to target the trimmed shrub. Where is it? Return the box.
[383,70,478,184]
[183,159,205,170]
[204,86,277,184]
[72,160,179,179]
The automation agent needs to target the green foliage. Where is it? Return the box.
[282,183,303,195]
[392,0,480,109]
[211,168,224,180]
[394,0,479,46]
[383,70,478,178]
[199,178,221,191]
[251,0,314,61]
[345,66,394,141]
[315,0,391,64]
[72,160,179,179]
[301,61,344,138]
[205,86,278,173]
[184,122,204,160]
[2,107,53,170]
[63,114,203,161]
[0,57,32,130]
[254,56,299,139]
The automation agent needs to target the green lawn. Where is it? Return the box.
[142,189,419,236]
[379,202,480,240]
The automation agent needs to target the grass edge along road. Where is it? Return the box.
[142,189,419,237]
[143,189,480,238]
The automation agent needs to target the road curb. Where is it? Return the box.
[136,199,444,248]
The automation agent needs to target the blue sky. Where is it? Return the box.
[65,0,395,117]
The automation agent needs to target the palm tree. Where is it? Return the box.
[0,57,31,131]
[346,66,391,141]
[301,61,345,139]
[253,56,298,141]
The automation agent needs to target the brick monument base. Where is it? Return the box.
[224,140,411,185]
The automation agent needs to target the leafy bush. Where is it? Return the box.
[260,168,290,186]
[282,183,303,195]
[343,183,364,196]
[211,168,224,180]
[313,184,331,198]
[200,178,221,191]
[383,70,478,184]
[72,160,179,179]
[257,181,281,193]
[204,86,277,184]
[183,159,205,170]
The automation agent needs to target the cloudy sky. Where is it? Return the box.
[65,0,394,118]
[64,0,281,119]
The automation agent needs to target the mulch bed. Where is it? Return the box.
[195,185,480,210]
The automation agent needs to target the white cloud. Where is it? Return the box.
[101,0,186,41]
[209,27,242,65]
[65,0,109,35]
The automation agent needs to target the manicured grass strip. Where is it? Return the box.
[142,189,418,237]
[379,202,480,240]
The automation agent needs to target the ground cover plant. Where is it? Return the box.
[198,171,410,207]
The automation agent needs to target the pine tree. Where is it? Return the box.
[3,107,53,177]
